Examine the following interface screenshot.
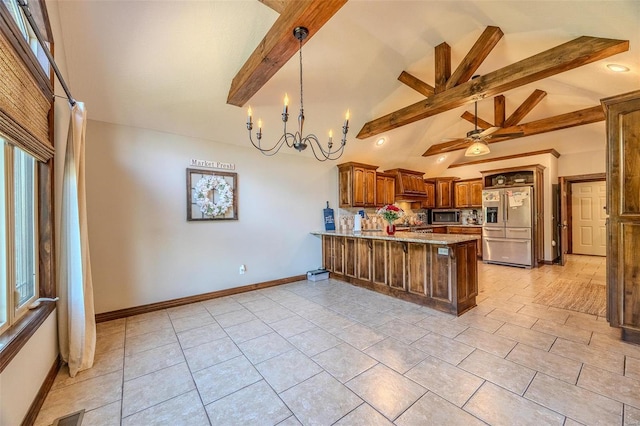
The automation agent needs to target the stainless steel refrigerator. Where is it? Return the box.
[482,186,534,267]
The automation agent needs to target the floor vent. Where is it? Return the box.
[51,409,85,426]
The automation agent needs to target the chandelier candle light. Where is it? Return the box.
[246,26,350,161]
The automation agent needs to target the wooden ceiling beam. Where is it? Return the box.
[357,36,628,139]
[461,111,493,129]
[422,105,604,156]
[227,0,348,107]
[434,42,451,94]
[445,26,503,90]
[503,89,547,127]
[398,71,435,97]
[494,95,505,127]
[258,0,289,13]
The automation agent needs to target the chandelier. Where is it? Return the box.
[246,26,349,161]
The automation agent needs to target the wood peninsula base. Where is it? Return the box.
[313,231,478,316]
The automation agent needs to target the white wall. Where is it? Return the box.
[558,149,606,177]
[0,311,58,426]
[85,120,337,313]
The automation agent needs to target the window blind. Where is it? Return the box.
[0,27,52,162]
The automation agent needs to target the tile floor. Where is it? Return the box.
[35,255,640,426]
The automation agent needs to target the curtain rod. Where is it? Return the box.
[16,0,76,106]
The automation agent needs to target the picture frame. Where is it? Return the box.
[187,168,238,221]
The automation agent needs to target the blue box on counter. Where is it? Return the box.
[307,269,329,282]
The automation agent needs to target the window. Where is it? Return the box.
[2,0,50,73]
[0,138,38,334]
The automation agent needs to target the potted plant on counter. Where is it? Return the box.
[377,204,405,235]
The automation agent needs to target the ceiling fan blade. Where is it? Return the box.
[440,138,470,150]
[477,126,501,137]
[488,130,525,139]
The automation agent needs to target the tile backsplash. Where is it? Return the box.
[335,206,483,230]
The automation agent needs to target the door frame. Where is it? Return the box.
[558,173,606,265]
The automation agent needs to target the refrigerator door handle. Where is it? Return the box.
[505,193,509,223]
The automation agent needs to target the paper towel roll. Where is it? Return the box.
[353,214,361,232]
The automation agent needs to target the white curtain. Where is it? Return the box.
[58,102,96,377]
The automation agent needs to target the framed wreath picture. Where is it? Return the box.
[187,168,238,221]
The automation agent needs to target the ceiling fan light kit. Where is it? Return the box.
[465,140,491,156]
[246,26,350,161]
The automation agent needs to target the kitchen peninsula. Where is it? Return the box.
[312,230,478,316]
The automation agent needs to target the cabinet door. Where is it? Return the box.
[604,93,640,339]
[454,182,470,208]
[372,239,387,285]
[357,239,372,281]
[470,180,483,207]
[375,175,386,206]
[365,169,376,206]
[334,237,345,275]
[353,168,366,206]
[322,236,333,271]
[387,241,406,290]
[407,243,427,295]
[345,237,357,277]
[339,168,352,207]
[437,180,453,208]
[422,181,436,208]
[384,177,395,205]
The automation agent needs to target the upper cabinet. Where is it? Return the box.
[376,173,396,207]
[454,179,483,208]
[384,169,427,201]
[421,180,436,209]
[602,90,640,344]
[338,162,378,207]
[435,177,457,208]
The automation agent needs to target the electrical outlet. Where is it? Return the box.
[239,264,246,275]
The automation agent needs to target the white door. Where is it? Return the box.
[571,181,606,256]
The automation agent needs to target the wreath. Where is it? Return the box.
[194,175,233,217]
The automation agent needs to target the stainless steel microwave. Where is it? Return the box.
[431,209,462,225]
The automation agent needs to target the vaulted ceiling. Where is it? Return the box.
[52,0,640,173]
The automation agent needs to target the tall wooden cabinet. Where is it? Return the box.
[338,162,377,207]
[602,90,640,343]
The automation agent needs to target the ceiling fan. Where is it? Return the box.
[442,99,524,157]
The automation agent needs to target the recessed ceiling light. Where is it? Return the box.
[375,137,386,146]
[607,64,630,72]
[437,155,446,163]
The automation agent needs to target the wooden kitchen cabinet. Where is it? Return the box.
[384,168,427,202]
[357,238,372,281]
[454,178,483,208]
[447,226,482,258]
[435,177,457,208]
[421,180,436,208]
[344,236,357,278]
[375,173,396,206]
[602,90,640,343]
[338,162,378,208]
[322,235,344,274]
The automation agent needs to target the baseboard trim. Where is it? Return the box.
[22,355,61,426]
[95,274,307,323]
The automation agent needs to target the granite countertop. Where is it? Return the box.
[311,230,480,245]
